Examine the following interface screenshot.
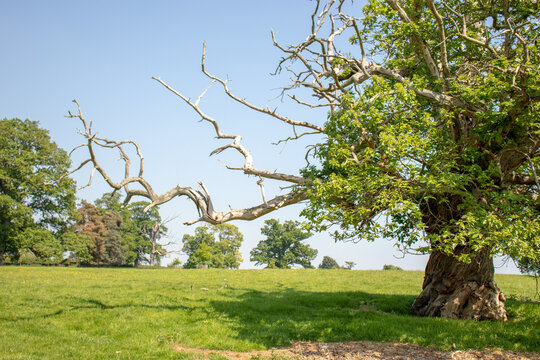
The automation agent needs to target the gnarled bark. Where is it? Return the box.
[412,248,507,321]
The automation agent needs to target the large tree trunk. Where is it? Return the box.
[412,247,507,321]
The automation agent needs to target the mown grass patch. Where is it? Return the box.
[0,267,538,359]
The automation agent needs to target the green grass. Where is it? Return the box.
[0,267,538,359]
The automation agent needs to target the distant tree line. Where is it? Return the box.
[1,118,318,268]
[2,118,536,275]
[181,219,319,269]
[318,256,355,270]
[73,193,170,267]
[0,117,172,266]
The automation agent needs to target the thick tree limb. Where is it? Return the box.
[64,99,308,225]
[385,0,441,79]
[427,0,450,78]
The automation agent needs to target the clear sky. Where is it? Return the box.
[0,0,519,273]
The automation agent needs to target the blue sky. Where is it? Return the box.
[0,1,519,272]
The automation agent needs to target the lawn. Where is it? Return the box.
[0,267,538,359]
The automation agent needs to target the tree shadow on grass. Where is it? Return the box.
[209,288,539,352]
[0,297,190,321]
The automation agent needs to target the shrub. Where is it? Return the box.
[383,264,403,271]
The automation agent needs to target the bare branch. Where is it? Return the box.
[289,94,334,108]
[199,43,325,133]
[184,189,307,226]
[257,177,268,206]
[427,0,450,78]
[441,1,500,56]
[151,77,310,186]
[66,93,310,226]
[385,0,441,79]
[273,129,321,146]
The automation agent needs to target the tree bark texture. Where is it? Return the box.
[412,248,507,321]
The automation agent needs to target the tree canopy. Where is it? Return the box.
[250,219,317,269]
[300,0,539,263]
[95,193,168,266]
[295,0,539,320]
[74,200,124,266]
[0,118,77,264]
[71,193,170,267]
[319,256,340,269]
[182,224,243,269]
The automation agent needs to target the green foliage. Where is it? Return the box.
[318,256,340,269]
[13,228,64,264]
[94,193,168,266]
[0,118,77,263]
[383,264,403,271]
[101,211,125,265]
[74,200,126,266]
[515,257,540,276]
[168,258,182,268]
[301,0,540,263]
[74,194,170,267]
[0,267,537,359]
[183,223,243,269]
[60,231,92,265]
[250,219,317,269]
[126,201,167,266]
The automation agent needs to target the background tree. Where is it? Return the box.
[95,192,138,264]
[516,258,540,276]
[250,219,317,269]
[74,200,126,266]
[128,201,170,267]
[182,224,243,269]
[75,201,108,265]
[60,231,92,266]
[168,258,182,268]
[95,193,171,266]
[318,256,340,269]
[0,118,77,264]
[344,261,355,270]
[383,265,403,271]
[14,228,64,265]
[65,0,539,320]
[101,211,124,266]
[515,257,539,299]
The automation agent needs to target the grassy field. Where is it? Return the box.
[0,267,538,359]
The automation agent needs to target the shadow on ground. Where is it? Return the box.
[0,297,190,321]
[209,288,539,352]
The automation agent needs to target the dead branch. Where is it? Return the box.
[65,98,308,225]
[62,0,522,228]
